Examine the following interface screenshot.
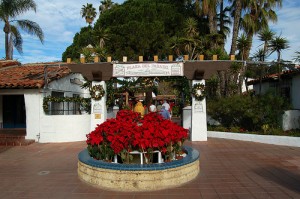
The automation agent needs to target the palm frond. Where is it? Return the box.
[16,19,44,43]
[10,24,23,54]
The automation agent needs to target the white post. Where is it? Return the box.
[191,80,207,141]
[90,81,107,131]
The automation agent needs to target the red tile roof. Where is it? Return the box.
[248,67,300,85]
[0,64,71,89]
[0,60,21,68]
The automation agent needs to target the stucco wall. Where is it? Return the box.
[46,73,90,98]
[0,74,92,143]
[253,82,270,95]
[24,92,41,140]
[282,110,300,131]
[35,73,91,142]
[24,90,90,143]
[38,114,90,143]
[292,75,300,109]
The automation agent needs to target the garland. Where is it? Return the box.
[43,96,91,113]
[191,83,206,101]
[90,85,105,100]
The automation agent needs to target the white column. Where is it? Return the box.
[90,81,107,131]
[191,80,207,141]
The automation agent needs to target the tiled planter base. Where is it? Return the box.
[78,146,200,192]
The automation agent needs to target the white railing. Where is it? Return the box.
[113,150,163,164]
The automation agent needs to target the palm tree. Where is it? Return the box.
[99,0,114,14]
[251,48,266,95]
[0,0,44,60]
[93,27,109,49]
[241,0,282,59]
[184,17,199,38]
[293,51,300,63]
[216,5,231,50]
[195,0,218,34]
[236,33,251,94]
[251,48,265,62]
[182,17,204,60]
[269,36,289,63]
[236,33,251,61]
[258,27,275,61]
[168,36,183,57]
[268,35,289,94]
[81,3,97,25]
[229,0,243,55]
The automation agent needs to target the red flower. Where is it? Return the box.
[86,109,189,161]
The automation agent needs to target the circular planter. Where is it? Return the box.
[78,146,200,192]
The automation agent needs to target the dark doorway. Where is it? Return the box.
[3,95,26,128]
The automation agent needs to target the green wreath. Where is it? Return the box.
[90,85,105,100]
[191,83,206,101]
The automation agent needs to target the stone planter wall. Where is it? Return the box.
[78,146,200,191]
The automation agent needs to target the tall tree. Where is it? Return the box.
[236,33,251,60]
[269,35,289,63]
[251,48,266,95]
[99,0,114,14]
[93,26,109,49]
[293,51,300,63]
[268,35,289,95]
[81,3,97,25]
[196,0,218,34]
[236,33,251,94]
[95,0,187,60]
[0,0,44,60]
[241,0,282,60]
[229,0,244,55]
[181,17,204,60]
[258,27,275,61]
[217,0,231,50]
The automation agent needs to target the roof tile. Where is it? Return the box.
[0,64,71,89]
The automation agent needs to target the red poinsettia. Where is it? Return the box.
[86,110,188,163]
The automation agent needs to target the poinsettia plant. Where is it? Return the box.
[86,110,188,164]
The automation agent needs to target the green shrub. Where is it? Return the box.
[207,92,289,132]
[172,105,181,117]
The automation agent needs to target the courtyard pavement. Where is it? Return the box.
[0,138,299,199]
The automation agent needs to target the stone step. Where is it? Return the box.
[0,134,35,146]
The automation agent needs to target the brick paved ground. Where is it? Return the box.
[0,138,299,199]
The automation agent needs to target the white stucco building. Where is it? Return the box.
[248,67,300,130]
[0,61,91,143]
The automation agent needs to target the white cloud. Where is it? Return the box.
[250,0,300,62]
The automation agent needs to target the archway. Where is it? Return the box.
[67,61,233,141]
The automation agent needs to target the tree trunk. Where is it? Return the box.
[244,33,253,60]
[259,65,263,95]
[219,0,225,50]
[238,68,244,95]
[277,51,282,96]
[217,70,226,97]
[145,90,153,110]
[4,22,11,60]
[229,0,242,55]
[208,11,217,34]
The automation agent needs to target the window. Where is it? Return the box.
[72,94,81,115]
[48,92,82,115]
[51,92,64,115]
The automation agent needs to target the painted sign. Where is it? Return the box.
[93,103,102,114]
[194,102,203,113]
[113,63,184,77]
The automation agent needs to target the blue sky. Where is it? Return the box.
[0,0,299,64]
